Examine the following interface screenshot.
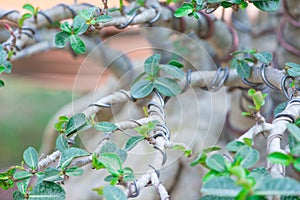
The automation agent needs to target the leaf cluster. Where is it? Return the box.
[0,45,12,87]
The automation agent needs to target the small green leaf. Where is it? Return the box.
[54,32,70,48]
[221,2,233,8]
[191,152,207,167]
[206,154,226,172]
[65,166,84,176]
[17,178,30,194]
[229,166,246,179]
[253,51,273,64]
[95,15,113,23]
[98,153,122,176]
[201,196,234,200]
[100,142,127,163]
[174,3,194,17]
[41,167,62,182]
[103,185,127,200]
[159,64,185,79]
[235,146,259,168]
[13,171,32,181]
[13,191,25,200]
[144,54,161,76]
[286,62,300,77]
[226,141,246,152]
[242,112,251,116]
[29,182,66,200]
[236,61,251,78]
[287,123,300,142]
[65,113,86,136]
[130,79,154,99]
[94,121,118,132]
[72,16,88,35]
[69,35,86,54]
[55,134,68,152]
[274,101,288,116]
[60,22,72,33]
[243,138,252,147]
[23,147,39,170]
[23,4,34,13]
[78,9,91,21]
[168,60,184,68]
[0,80,5,87]
[252,0,280,12]
[58,147,89,169]
[267,152,293,166]
[201,177,242,197]
[203,146,222,153]
[154,77,181,96]
[124,136,144,151]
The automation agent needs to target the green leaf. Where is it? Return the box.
[65,166,84,176]
[40,167,62,182]
[287,123,300,142]
[103,185,127,200]
[191,152,207,167]
[13,171,32,181]
[0,80,5,88]
[98,153,122,176]
[174,3,194,18]
[60,22,72,33]
[124,136,144,151]
[94,121,118,132]
[95,15,113,23]
[29,182,65,200]
[144,54,161,76]
[203,146,222,153]
[55,134,68,152]
[122,167,135,182]
[267,152,293,166]
[78,9,91,21]
[168,60,184,68]
[70,35,86,54]
[23,4,35,13]
[293,158,300,172]
[13,191,25,200]
[240,1,248,9]
[236,60,251,78]
[253,51,273,64]
[72,16,88,35]
[58,147,89,169]
[243,138,252,147]
[130,79,154,99]
[221,2,233,8]
[201,177,242,197]
[159,64,185,79]
[254,178,300,196]
[201,196,234,200]
[206,154,226,172]
[54,32,70,48]
[65,113,86,136]
[274,101,288,116]
[17,178,30,194]
[252,0,280,12]
[100,142,127,163]
[23,147,39,170]
[235,146,259,168]
[154,77,181,96]
[225,141,246,152]
[286,62,300,77]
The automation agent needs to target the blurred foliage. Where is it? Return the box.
[0,78,74,167]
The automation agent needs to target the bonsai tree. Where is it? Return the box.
[1,0,300,199]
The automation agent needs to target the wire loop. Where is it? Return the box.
[260,64,279,90]
[115,8,141,29]
[148,6,160,24]
[281,75,293,100]
[57,4,76,18]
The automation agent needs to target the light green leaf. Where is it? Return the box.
[190,152,207,167]
[154,77,181,96]
[267,152,293,166]
[174,3,194,18]
[95,15,113,23]
[72,16,88,35]
[130,79,154,99]
[99,153,122,176]
[23,4,35,13]
[65,166,84,176]
[40,167,62,182]
[103,185,127,200]
[124,136,144,151]
[274,101,288,116]
[65,113,86,136]
[94,121,118,132]
[54,32,70,48]
[100,142,127,163]
[225,141,246,152]
[13,171,32,181]
[252,0,280,12]
[159,64,185,79]
[287,123,300,142]
[23,147,39,170]
[254,178,300,196]
[236,60,250,78]
[201,177,242,197]
[58,147,89,169]
[69,35,86,54]
[253,51,273,64]
[60,22,72,33]
[17,178,30,194]
[144,54,161,76]
[235,146,259,168]
[78,9,91,21]
[55,134,68,152]
[287,62,300,77]
[29,182,65,200]
[206,154,226,172]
